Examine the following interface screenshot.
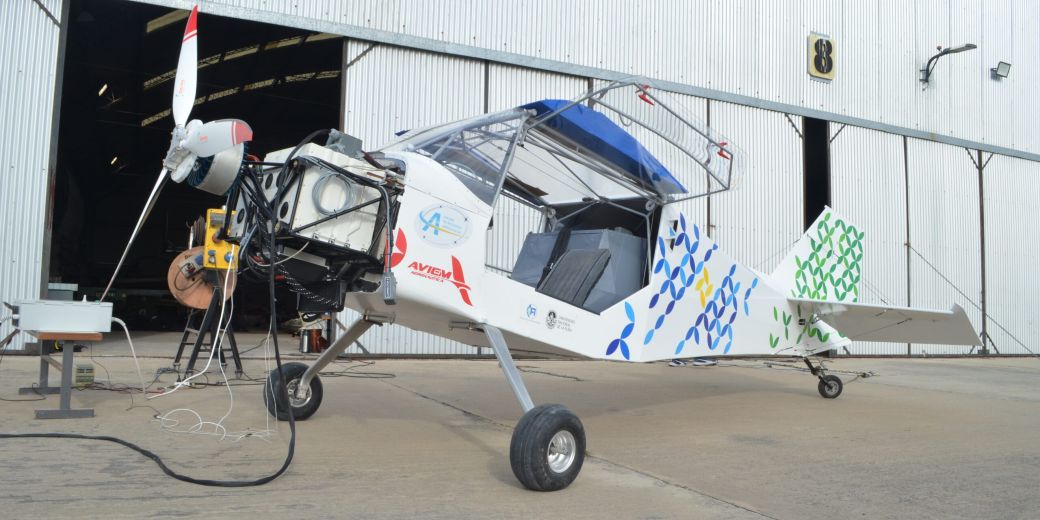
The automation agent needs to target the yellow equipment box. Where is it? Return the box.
[204,208,237,270]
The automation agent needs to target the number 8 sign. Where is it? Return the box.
[808,33,835,81]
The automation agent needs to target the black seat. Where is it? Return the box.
[536,249,611,308]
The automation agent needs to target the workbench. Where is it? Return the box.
[19,331,100,419]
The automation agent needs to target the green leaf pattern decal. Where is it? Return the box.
[791,212,864,302]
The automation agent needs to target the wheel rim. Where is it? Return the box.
[286,379,311,408]
[547,430,577,474]
[825,380,838,395]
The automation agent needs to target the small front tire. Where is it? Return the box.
[818,374,843,399]
[264,362,323,420]
[509,404,585,491]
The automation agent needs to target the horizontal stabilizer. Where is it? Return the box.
[791,298,981,346]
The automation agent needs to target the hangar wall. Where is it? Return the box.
[0,0,65,350]
[131,0,1040,158]
[1,0,1037,356]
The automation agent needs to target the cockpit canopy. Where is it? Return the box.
[381,78,743,208]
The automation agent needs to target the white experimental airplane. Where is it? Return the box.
[119,6,980,491]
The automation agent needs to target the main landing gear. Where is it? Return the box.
[804,357,843,399]
[483,325,585,491]
[262,319,585,491]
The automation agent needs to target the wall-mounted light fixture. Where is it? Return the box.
[990,61,1011,80]
[920,44,977,85]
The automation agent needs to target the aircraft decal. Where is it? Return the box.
[791,211,864,302]
[415,204,472,248]
[390,229,407,268]
[643,215,716,346]
[768,306,793,349]
[449,256,473,306]
[680,266,758,355]
[404,254,473,306]
[606,302,636,360]
[604,213,760,359]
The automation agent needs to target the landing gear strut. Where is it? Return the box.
[483,325,585,491]
[804,357,843,399]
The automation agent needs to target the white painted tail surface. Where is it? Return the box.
[770,206,864,303]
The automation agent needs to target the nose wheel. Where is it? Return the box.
[264,361,324,420]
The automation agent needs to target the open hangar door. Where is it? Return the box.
[50,0,343,331]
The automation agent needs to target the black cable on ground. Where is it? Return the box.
[0,174,298,488]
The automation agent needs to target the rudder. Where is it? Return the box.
[770,206,864,302]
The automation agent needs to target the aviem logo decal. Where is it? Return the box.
[406,256,473,306]
[387,229,471,305]
[415,204,471,247]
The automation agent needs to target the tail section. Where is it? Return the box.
[770,207,864,302]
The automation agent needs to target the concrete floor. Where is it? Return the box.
[0,333,1037,519]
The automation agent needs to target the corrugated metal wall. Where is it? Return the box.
[982,155,1040,355]
[147,0,1040,155]
[708,102,804,273]
[831,125,911,355]
[906,138,983,355]
[0,0,64,350]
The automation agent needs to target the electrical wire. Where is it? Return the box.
[111,317,149,401]
[0,326,46,402]
[1,236,297,485]
[151,246,277,442]
[149,249,237,399]
[0,128,379,485]
[251,242,309,267]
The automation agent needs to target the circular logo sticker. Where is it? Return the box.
[415,204,472,248]
[545,311,557,329]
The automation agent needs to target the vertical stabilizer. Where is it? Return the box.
[770,207,864,302]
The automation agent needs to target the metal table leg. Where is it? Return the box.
[35,340,94,419]
[19,349,60,395]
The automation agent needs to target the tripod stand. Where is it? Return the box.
[172,270,243,379]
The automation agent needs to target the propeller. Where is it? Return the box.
[171,5,198,127]
[101,5,253,300]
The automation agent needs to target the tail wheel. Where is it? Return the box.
[818,374,843,399]
[264,362,323,420]
[509,404,585,491]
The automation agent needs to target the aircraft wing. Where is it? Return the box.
[789,298,981,346]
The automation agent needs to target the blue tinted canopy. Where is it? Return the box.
[523,100,686,195]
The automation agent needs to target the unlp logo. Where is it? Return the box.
[416,204,472,248]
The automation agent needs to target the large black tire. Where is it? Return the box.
[818,374,843,399]
[509,404,585,491]
[264,362,323,420]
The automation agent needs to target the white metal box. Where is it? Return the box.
[13,300,113,333]
[266,144,386,255]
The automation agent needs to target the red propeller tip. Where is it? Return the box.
[183,5,198,41]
